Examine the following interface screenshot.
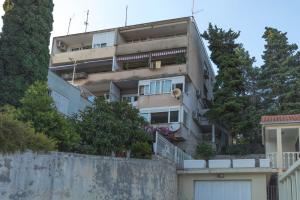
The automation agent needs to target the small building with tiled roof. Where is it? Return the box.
[261,114,300,125]
[261,114,300,170]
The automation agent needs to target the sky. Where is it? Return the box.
[0,0,299,71]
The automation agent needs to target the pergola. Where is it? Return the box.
[261,114,300,170]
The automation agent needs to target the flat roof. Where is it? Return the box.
[53,17,191,39]
[261,114,300,125]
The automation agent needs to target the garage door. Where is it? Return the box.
[195,181,251,200]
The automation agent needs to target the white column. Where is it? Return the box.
[277,127,283,170]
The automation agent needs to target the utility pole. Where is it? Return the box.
[84,10,90,32]
[125,5,128,26]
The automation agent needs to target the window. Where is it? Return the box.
[139,85,150,96]
[122,95,138,103]
[172,83,183,91]
[150,81,156,94]
[170,110,179,123]
[162,80,172,93]
[155,80,161,94]
[140,113,150,122]
[183,110,188,126]
[101,43,107,48]
[151,112,168,124]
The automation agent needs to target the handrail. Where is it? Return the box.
[153,132,192,168]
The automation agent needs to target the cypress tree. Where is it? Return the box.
[202,24,247,137]
[202,24,259,139]
[0,0,54,106]
[259,27,300,114]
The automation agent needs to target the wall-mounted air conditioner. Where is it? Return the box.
[56,40,67,52]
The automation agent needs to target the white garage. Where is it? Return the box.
[195,181,252,200]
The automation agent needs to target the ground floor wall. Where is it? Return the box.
[0,152,177,200]
[178,172,268,200]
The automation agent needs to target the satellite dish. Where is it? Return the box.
[171,88,182,98]
[169,123,180,132]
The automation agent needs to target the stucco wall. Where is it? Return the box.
[0,152,177,200]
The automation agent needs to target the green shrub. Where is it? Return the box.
[18,81,80,152]
[195,142,215,160]
[0,109,56,153]
[131,142,152,159]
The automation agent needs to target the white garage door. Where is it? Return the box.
[195,181,251,200]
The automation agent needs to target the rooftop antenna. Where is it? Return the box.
[67,14,75,35]
[192,0,204,16]
[125,5,128,26]
[84,10,90,32]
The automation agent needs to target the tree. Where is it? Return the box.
[18,81,80,152]
[0,0,54,106]
[73,98,152,157]
[0,105,56,153]
[258,27,300,114]
[202,24,250,137]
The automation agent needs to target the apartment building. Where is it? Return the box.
[49,17,227,155]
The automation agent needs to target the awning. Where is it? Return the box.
[151,48,186,57]
[117,48,186,62]
[117,53,149,61]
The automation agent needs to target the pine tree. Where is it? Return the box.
[259,27,299,114]
[0,0,54,106]
[202,24,249,137]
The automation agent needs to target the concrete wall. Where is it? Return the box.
[178,170,269,200]
[0,152,177,200]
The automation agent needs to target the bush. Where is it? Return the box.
[0,108,56,153]
[18,81,80,152]
[195,142,215,160]
[131,142,152,159]
[73,98,152,156]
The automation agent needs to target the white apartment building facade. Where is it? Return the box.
[49,17,227,155]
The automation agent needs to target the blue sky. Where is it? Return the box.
[0,0,299,70]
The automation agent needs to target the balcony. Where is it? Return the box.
[116,35,187,56]
[138,94,181,109]
[74,64,187,86]
[267,152,300,169]
[51,46,116,65]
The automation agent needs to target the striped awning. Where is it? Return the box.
[117,48,186,62]
[151,48,186,57]
[117,53,149,61]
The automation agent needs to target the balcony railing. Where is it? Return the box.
[116,35,187,55]
[266,152,300,169]
[279,158,300,200]
[153,132,192,169]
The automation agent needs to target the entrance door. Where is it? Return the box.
[195,181,251,200]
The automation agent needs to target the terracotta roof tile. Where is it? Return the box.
[261,114,300,124]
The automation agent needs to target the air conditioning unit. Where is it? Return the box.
[56,40,67,52]
[150,60,161,69]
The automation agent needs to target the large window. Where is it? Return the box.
[151,112,169,124]
[140,107,180,124]
[162,80,172,93]
[139,77,185,96]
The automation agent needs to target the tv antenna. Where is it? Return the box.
[192,0,204,16]
[125,5,128,26]
[67,14,75,35]
[84,10,90,32]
